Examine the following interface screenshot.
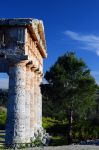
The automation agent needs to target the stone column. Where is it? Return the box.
[25,66,31,143]
[39,76,42,129]
[37,75,42,130]
[30,70,34,139]
[5,61,26,146]
[33,72,38,134]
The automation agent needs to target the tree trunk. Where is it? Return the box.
[67,109,73,144]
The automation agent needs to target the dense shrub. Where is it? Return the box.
[0,107,7,129]
[42,117,68,135]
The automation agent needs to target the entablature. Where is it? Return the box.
[0,18,47,75]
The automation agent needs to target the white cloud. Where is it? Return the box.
[64,30,99,55]
[0,78,9,89]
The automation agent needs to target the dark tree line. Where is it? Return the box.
[0,89,8,107]
[41,52,99,144]
[0,90,8,129]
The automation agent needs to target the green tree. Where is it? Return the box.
[0,90,8,107]
[42,52,97,144]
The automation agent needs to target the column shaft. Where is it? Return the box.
[37,75,42,130]
[39,77,42,128]
[25,67,31,143]
[34,72,38,134]
[5,62,26,145]
[30,70,34,139]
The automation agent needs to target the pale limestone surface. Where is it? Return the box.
[25,66,31,143]
[5,62,26,145]
[30,70,35,139]
[0,18,47,146]
[2,145,99,150]
[21,145,99,150]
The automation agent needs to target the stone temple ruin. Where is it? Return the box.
[0,18,47,146]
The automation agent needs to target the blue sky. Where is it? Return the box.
[0,0,99,88]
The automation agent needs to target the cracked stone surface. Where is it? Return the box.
[5,62,26,144]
